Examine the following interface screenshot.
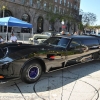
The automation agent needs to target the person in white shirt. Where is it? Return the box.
[10,33,17,43]
[73,32,78,35]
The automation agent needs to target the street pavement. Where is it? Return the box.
[0,60,100,100]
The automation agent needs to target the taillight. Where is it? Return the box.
[50,56,55,59]
[0,75,4,79]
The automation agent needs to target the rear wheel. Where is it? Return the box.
[21,61,42,84]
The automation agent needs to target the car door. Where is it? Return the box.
[80,38,100,60]
[66,39,84,65]
[44,37,70,71]
[66,38,100,66]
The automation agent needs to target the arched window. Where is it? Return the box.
[1,9,12,17]
[22,13,30,23]
[21,14,30,33]
[0,10,13,32]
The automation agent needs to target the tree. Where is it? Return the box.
[78,22,84,31]
[46,8,74,31]
[79,9,97,33]
[81,12,97,25]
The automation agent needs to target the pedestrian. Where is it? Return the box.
[61,31,66,35]
[10,32,17,43]
[73,32,78,35]
[0,36,4,43]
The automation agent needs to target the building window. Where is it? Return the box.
[49,4,53,12]
[64,0,66,6]
[44,2,47,10]
[0,10,13,32]
[55,0,57,2]
[67,2,70,7]
[63,9,65,14]
[37,16,44,33]
[29,0,33,6]
[37,0,41,9]
[74,5,76,9]
[21,0,25,4]
[22,13,30,22]
[49,6,51,11]
[21,14,30,33]
[60,0,62,4]
[59,7,62,14]
[1,10,12,17]
[54,6,57,13]
[71,3,72,8]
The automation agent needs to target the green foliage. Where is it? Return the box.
[78,22,84,31]
[81,11,97,26]
[82,25,100,30]
[46,11,74,23]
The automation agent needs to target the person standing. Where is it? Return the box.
[61,31,66,35]
[73,32,78,35]
[10,32,17,43]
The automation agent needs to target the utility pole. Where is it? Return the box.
[2,6,5,33]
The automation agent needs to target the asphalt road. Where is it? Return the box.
[0,60,100,100]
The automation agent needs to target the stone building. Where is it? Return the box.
[0,0,81,34]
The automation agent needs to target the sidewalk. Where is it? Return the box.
[0,61,100,100]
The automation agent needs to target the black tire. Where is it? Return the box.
[21,61,42,84]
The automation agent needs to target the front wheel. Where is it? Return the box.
[21,61,42,84]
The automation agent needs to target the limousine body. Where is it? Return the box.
[0,35,100,83]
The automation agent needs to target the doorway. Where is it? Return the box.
[37,16,43,33]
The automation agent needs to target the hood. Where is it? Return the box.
[0,44,65,65]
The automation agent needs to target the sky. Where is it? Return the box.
[80,0,100,25]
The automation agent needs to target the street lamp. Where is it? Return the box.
[2,6,5,17]
[61,19,64,31]
[2,6,5,33]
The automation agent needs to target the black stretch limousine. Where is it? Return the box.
[0,35,100,83]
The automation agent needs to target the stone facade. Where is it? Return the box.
[0,0,81,34]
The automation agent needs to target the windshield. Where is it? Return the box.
[42,37,70,47]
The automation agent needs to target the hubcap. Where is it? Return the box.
[28,66,39,79]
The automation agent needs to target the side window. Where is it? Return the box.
[82,39,99,46]
[69,39,81,49]
[68,39,84,53]
[58,38,70,47]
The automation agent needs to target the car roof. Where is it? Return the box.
[56,35,99,39]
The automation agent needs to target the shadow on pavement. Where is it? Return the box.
[0,60,100,93]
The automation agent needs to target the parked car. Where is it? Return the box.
[0,35,100,84]
[29,34,49,45]
[29,31,61,45]
[41,31,60,37]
